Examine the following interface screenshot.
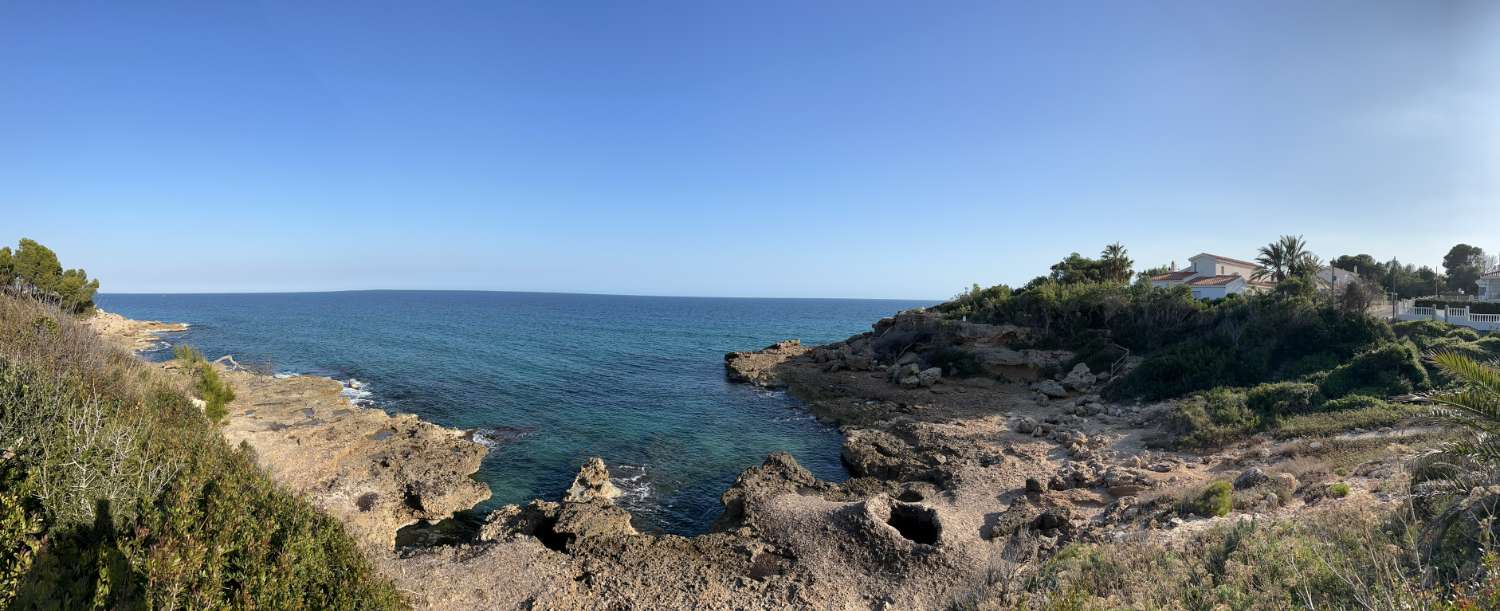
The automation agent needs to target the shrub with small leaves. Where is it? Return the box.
[1184,480,1234,518]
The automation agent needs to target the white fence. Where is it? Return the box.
[1395,301,1500,331]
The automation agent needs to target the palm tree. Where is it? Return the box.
[1417,352,1500,575]
[1253,235,1313,282]
[1100,242,1133,284]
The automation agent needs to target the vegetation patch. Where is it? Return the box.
[1318,341,1429,399]
[0,295,401,609]
[1181,480,1233,518]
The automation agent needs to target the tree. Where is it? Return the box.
[1136,264,1171,284]
[13,239,63,291]
[1442,244,1486,294]
[1253,235,1316,282]
[1330,254,1384,281]
[1048,253,1107,285]
[0,247,12,285]
[4,238,100,314]
[1100,243,1133,284]
[1336,279,1377,313]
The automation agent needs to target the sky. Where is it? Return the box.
[2,1,1496,299]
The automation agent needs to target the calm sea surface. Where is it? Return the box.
[96,291,933,534]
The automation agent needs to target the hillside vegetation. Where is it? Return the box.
[0,239,100,314]
[0,294,402,609]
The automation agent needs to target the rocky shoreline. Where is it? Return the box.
[89,308,1428,609]
[87,309,491,551]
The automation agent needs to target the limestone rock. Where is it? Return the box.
[917,367,942,387]
[1061,363,1096,391]
[564,457,622,503]
[725,339,809,387]
[1234,467,1271,490]
[1033,379,1068,399]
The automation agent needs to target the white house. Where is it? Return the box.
[1480,271,1500,302]
[1315,266,1360,293]
[1150,253,1267,299]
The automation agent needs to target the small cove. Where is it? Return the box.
[99,290,933,535]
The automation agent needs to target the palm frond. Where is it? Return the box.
[1431,351,1500,399]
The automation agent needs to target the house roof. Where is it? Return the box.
[1150,270,1198,282]
[1186,275,1244,287]
[1189,253,1259,268]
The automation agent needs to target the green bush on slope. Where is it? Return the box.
[0,295,402,609]
[1319,341,1429,399]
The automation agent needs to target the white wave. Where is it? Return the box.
[272,371,298,379]
[339,378,374,406]
[611,464,654,507]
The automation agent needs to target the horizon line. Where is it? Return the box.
[97,287,944,303]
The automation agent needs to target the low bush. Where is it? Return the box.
[0,295,401,608]
[1165,388,1258,448]
[193,362,235,424]
[1319,341,1429,399]
[959,508,1451,609]
[1274,402,1414,439]
[1328,482,1351,498]
[1321,394,1387,412]
[1246,381,1324,417]
[1183,480,1233,518]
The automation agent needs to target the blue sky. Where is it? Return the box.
[2,1,1496,299]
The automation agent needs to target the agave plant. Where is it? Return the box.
[1417,352,1500,577]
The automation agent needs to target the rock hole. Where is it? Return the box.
[748,551,788,580]
[402,487,426,512]
[534,515,575,553]
[887,503,941,546]
[897,490,924,502]
[356,492,378,512]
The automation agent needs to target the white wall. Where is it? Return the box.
[1189,255,1255,279]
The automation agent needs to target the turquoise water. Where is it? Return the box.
[96,291,932,534]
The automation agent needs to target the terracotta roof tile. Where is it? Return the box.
[1186,275,1243,287]
[1150,271,1197,282]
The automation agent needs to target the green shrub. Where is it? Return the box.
[1184,480,1234,517]
[1246,382,1325,417]
[1274,401,1412,438]
[1278,352,1342,380]
[1321,394,1386,412]
[966,508,1439,610]
[1328,482,1351,498]
[193,363,235,424]
[0,295,401,608]
[172,344,205,364]
[1319,341,1429,399]
[1165,388,1258,448]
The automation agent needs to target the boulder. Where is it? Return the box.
[724,339,809,387]
[1233,467,1271,491]
[1033,379,1068,399]
[714,452,830,531]
[564,457,622,503]
[917,367,942,387]
[1061,363,1096,391]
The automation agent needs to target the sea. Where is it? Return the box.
[95,290,933,535]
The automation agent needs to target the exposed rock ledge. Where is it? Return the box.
[87,311,490,551]
[84,309,189,352]
[206,366,491,550]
